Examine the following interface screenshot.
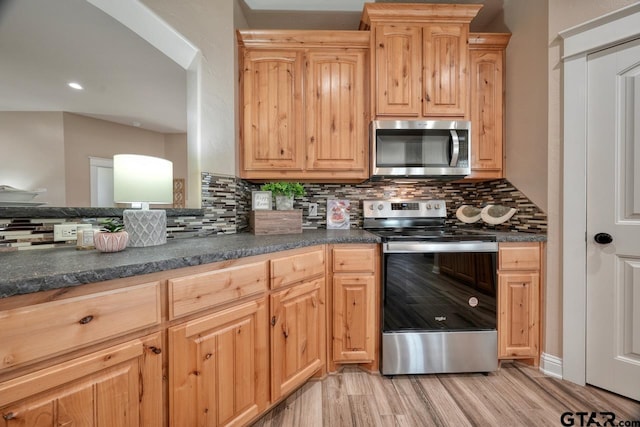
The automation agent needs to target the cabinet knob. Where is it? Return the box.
[594,233,613,244]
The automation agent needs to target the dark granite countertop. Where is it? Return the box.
[491,230,547,242]
[0,229,380,299]
[451,228,547,242]
[0,206,204,218]
[0,228,545,299]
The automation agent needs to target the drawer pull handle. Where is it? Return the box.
[149,346,162,355]
[79,315,94,325]
[3,412,15,420]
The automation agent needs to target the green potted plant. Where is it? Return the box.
[93,218,129,253]
[260,182,306,210]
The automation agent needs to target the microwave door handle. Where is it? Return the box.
[450,129,460,167]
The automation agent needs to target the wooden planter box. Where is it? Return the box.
[249,210,302,235]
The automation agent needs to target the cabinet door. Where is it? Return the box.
[374,24,422,117]
[469,49,504,178]
[332,275,375,362]
[270,278,324,401]
[241,50,304,174]
[0,333,163,427]
[498,272,540,359]
[169,298,268,427]
[305,50,368,178]
[423,24,468,117]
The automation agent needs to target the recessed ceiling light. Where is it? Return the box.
[68,82,83,90]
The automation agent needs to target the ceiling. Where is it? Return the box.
[0,0,187,133]
[0,0,504,135]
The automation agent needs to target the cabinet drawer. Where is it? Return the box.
[271,247,325,289]
[332,247,376,272]
[499,243,540,271]
[0,282,161,371]
[168,260,268,319]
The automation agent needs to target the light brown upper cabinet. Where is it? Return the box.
[360,3,481,119]
[468,33,511,179]
[238,30,370,182]
[240,49,304,173]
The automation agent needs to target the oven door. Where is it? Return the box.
[383,241,498,333]
[381,241,499,374]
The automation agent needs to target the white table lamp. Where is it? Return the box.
[113,154,173,247]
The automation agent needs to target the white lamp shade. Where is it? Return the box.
[113,154,173,204]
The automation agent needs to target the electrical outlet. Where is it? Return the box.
[308,203,318,217]
[53,224,78,242]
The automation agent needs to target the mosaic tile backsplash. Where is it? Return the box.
[233,178,547,233]
[0,174,546,251]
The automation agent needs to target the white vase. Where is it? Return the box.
[93,231,129,253]
[275,195,294,210]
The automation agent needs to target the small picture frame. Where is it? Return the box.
[252,191,272,210]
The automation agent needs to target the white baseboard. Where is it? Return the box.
[539,352,563,379]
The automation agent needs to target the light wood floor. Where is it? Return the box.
[252,362,640,426]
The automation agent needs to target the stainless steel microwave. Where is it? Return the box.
[371,120,471,179]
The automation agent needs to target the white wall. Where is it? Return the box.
[141,0,237,183]
[502,1,549,213]
[63,113,170,206]
[0,112,66,206]
[0,111,186,207]
[544,0,638,360]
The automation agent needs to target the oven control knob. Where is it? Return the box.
[426,204,432,210]
[435,204,441,209]
[367,204,374,211]
[377,204,384,211]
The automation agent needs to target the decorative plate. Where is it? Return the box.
[455,205,482,223]
[480,205,517,225]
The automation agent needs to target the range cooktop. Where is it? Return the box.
[366,228,496,242]
[362,199,496,242]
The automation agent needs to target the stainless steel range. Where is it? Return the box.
[363,199,498,375]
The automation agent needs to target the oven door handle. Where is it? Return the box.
[384,241,498,253]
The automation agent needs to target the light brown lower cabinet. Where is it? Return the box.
[498,242,543,365]
[0,332,163,426]
[330,244,379,366]
[270,278,324,401]
[0,243,377,426]
[168,298,269,427]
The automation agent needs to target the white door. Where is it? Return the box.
[587,37,640,401]
[89,157,114,207]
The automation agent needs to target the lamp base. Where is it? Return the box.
[123,209,167,247]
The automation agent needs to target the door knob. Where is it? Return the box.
[594,233,613,244]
